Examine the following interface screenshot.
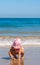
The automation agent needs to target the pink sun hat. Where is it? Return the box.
[12,38,22,49]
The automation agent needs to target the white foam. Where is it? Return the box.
[0,38,40,47]
[22,39,40,45]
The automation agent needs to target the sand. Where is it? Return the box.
[0,46,40,65]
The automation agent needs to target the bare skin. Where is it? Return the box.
[8,47,24,60]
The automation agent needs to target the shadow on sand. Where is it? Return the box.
[2,56,10,60]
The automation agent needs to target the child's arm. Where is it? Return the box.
[21,47,24,60]
[8,51,14,59]
[18,47,24,60]
[8,47,14,59]
[18,50,21,60]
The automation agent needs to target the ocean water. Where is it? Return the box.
[0,18,40,46]
[0,18,40,36]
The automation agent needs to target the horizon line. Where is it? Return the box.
[0,17,40,18]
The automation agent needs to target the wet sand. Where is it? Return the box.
[0,46,40,65]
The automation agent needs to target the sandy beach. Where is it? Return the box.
[0,0,40,65]
[0,46,40,65]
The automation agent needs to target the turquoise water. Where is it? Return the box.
[0,18,40,36]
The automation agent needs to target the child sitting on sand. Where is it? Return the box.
[8,38,24,60]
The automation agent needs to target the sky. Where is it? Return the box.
[0,0,40,18]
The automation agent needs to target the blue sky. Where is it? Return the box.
[0,0,40,18]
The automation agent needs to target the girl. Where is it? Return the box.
[8,38,24,60]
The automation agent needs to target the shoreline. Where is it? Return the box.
[0,44,40,47]
[0,36,40,47]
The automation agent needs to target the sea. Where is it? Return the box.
[0,18,40,46]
